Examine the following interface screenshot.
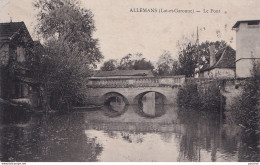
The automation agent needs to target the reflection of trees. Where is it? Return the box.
[176,108,260,162]
[120,132,144,143]
[178,110,232,161]
[219,124,239,155]
[105,131,119,139]
[238,130,259,162]
[0,113,103,161]
[177,110,200,161]
[160,133,173,143]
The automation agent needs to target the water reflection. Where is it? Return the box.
[0,114,103,162]
[0,105,259,162]
[137,92,166,118]
[103,96,128,117]
[0,104,32,124]
[238,129,260,161]
[85,129,180,161]
[84,107,258,162]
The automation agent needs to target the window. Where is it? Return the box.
[16,47,25,62]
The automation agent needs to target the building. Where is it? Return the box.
[196,45,236,78]
[0,21,41,107]
[88,70,155,87]
[232,20,260,78]
[92,70,154,79]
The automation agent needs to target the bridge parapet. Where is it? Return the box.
[87,75,185,88]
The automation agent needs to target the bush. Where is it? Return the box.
[177,81,201,109]
[228,78,259,130]
[226,62,260,132]
[199,81,223,111]
[177,80,224,112]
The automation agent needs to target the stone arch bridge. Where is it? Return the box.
[85,76,185,105]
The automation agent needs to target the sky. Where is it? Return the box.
[1,0,260,66]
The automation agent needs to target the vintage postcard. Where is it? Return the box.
[0,0,259,163]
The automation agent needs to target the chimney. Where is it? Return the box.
[209,45,216,67]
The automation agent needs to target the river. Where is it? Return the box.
[0,92,259,162]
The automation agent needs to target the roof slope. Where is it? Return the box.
[213,46,236,69]
[0,22,25,40]
[200,46,236,72]
[92,70,154,77]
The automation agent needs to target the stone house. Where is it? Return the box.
[196,45,236,78]
[0,21,41,107]
[232,20,260,78]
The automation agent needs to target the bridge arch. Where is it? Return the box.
[102,92,129,105]
[133,91,167,105]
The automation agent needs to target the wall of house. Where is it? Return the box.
[236,22,260,78]
[201,68,235,78]
[236,59,260,78]
[213,68,235,78]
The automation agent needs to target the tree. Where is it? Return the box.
[33,0,103,111]
[117,53,133,70]
[178,43,198,77]
[117,53,154,70]
[132,58,154,70]
[156,51,175,76]
[101,59,117,71]
[177,40,235,77]
[171,60,181,76]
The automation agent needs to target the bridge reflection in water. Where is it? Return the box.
[1,103,258,161]
[102,91,166,118]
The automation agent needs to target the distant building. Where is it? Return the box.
[0,21,41,107]
[232,20,260,78]
[88,70,155,87]
[196,45,236,78]
[91,70,154,79]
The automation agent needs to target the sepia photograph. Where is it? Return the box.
[0,0,259,163]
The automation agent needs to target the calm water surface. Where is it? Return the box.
[0,92,259,162]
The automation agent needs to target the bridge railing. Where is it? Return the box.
[87,75,185,88]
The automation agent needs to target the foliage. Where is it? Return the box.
[156,51,176,76]
[177,81,201,109]
[117,53,154,70]
[198,81,223,111]
[177,79,223,111]
[101,59,117,71]
[132,58,154,70]
[33,0,103,111]
[117,54,133,70]
[177,44,198,77]
[227,62,260,132]
[34,0,103,67]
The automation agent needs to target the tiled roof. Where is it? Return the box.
[214,46,236,69]
[200,46,236,72]
[92,70,154,77]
